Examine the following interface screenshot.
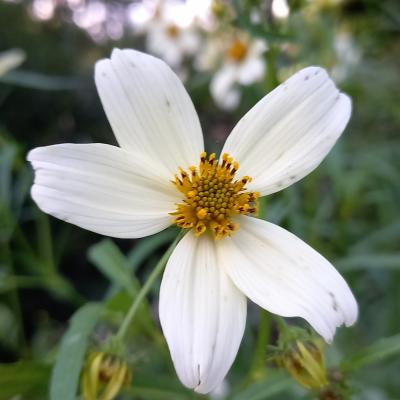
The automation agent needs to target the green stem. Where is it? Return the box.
[249,310,271,380]
[266,44,279,91]
[115,231,184,342]
[1,241,27,354]
[1,274,85,305]
[36,213,56,274]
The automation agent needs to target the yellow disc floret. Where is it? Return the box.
[228,39,248,62]
[171,152,259,239]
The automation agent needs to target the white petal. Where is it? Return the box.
[210,64,241,110]
[27,143,180,238]
[219,217,358,342]
[179,30,201,55]
[237,58,265,86]
[159,231,246,394]
[222,67,352,196]
[147,28,183,68]
[95,48,204,177]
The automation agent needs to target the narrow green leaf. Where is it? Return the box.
[50,302,102,400]
[0,70,79,90]
[341,334,400,372]
[104,290,158,342]
[231,374,296,400]
[126,387,194,400]
[88,239,137,296]
[349,220,400,253]
[336,253,400,271]
[89,239,158,339]
[128,228,178,272]
[126,371,198,400]
[0,361,51,400]
[0,142,17,205]
[0,303,18,350]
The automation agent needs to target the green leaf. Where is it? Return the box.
[0,70,79,90]
[0,303,18,350]
[104,290,158,342]
[50,302,102,400]
[336,253,400,271]
[89,239,158,340]
[231,373,296,400]
[349,220,400,253]
[126,387,194,400]
[88,239,137,296]
[341,334,400,372]
[0,361,51,400]
[0,142,17,205]
[0,48,25,76]
[126,371,198,400]
[128,228,178,272]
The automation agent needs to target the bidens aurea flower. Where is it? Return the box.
[28,49,358,394]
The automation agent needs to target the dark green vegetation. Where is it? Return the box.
[0,1,399,399]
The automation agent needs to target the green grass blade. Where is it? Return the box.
[50,302,102,400]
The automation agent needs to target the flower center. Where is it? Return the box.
[166,24,179,38]
[171,152,259,239]
[228,39,248,62]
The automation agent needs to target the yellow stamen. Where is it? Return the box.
[166,24,179,38]
[81,352,132,400]
[171,152,259,239]
[228,39,248,62]
[197,208,208,220]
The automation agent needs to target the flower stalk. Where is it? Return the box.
[114,230,184,342]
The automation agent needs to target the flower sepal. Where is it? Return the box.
[268,320,328,390]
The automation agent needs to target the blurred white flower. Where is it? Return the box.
[128,0,156,30]
[199,32,267,110]
[185,0,215,31]
[0,49,26,77]
[130,0,201,69]
[72,1,126,43]
[332,32,361,82]
[73,1,107,30]
[272,0,290,20]
[28,48,357,394]
[210,379,230,399]
[30,0,56,21]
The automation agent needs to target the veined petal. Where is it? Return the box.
[222,67,351,196]
[28,143,180,238]
[219,217,358,342]
[95,48,204,177]
[159,231,246,394]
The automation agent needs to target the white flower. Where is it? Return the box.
[331,32,361,82]
[130,0,200,69]
[27,49,358,394]
[204,32,267,110]
[210,379,230,399]
[272,0,290,19]
[0,49,26,77]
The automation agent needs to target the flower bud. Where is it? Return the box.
[276,339,328,389]
[82,351,131,400]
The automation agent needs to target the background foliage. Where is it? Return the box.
[0,0,399,399]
